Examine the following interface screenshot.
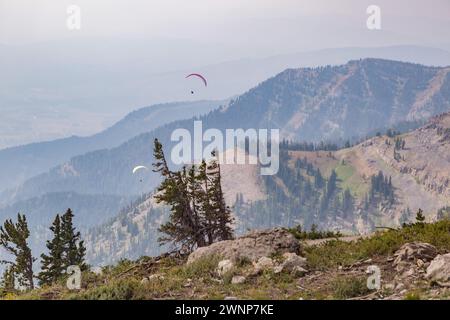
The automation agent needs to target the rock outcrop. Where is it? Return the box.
[392,242,438,272]
[274,252,307,274]
[426,253,450,287]
[187,228,300,264]
[384,242,441,295]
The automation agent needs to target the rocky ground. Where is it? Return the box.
[183,227,450,300]
[5,220,450,300]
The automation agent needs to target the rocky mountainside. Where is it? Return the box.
[225,59,450,141]
[338,112,450,216]
[3,59,450,210]
[84,113,450,265]
[240,112,450,234]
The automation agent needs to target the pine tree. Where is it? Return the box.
[326,170,337,200]
[187,163,207,247]
[437,206,450,220]
[368,171,395,205]
[399,207,412,226]
[154,139,201,250]
[364,193,370,210]
[314,169,324,189]
[0,214,34,290]
[154,140,234,251]
[0,266,16,295]
[415,208,426,224]
[197,160,213,244]
[206,151,234,242]
[61,209,86,270]
[342,189,354,219]
[38,214,64,286]
[319,194,328,220]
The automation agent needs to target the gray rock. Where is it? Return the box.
[426,253,450,287]
[252,257,274,274]
[148,273,165,281]
[291,266,308,277]
[273,252,307,275]
[383,283,395,291]
[231,276,246,284]
[141,274,166,284]
[393,242,438,272]
[280,252,307,272]
[183,278,193,287]
[395,283,405,291]
[273,265,284,274]
[217,259,234,277]
[187,228,300,264]
[402,268,415,278]
[416,259,425,268]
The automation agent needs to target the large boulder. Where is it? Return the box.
[426,254,450,287]
[187,228,300,264]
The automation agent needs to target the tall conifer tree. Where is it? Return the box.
[153,140,234,251]
[61,209,86,270]
[206,151,234,242]
[0,214,34,290]
[0,266,16,295]
[38,214,64,286]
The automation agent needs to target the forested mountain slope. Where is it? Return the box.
[85,112,450,264]
[4,59,450,209]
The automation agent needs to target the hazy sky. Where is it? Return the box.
[1,0,449,53]
[0,0,449,147]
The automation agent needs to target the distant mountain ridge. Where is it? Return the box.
[2,44,450,150]
[0,100,223,193]
[0,191,130,228]
[212,58,450,141]
[3,59,450,209]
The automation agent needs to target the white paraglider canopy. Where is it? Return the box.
[132,165,148,174]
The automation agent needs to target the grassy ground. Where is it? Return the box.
[334,161,368,198]
[4,220,450,300]
[303,220,450,270]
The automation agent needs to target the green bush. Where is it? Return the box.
[289,224,342,240]
[179,255,222,278]
[404,292,422,300]
[331,276,371,299]
[68,279,140,300]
